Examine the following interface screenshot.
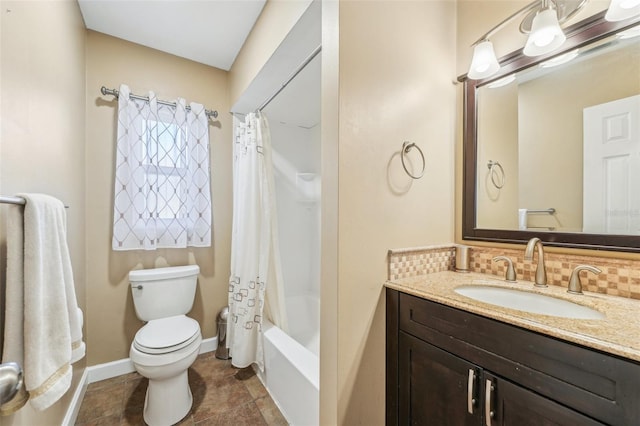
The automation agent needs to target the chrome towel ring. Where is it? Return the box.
[487,160,505,189]
[401,141,425,179]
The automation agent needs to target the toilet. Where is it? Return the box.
[129,265,202,426]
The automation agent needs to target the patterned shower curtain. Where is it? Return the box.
[227,112,288,369]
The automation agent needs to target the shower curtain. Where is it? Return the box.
[228,112,288,369]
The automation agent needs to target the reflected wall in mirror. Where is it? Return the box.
[462,12,640,251]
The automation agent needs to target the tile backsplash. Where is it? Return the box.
[388,244,640,300]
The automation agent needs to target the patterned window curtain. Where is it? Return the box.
[227,112,288,370]
[112,84,212,250]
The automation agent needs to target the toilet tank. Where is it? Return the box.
[129,265,200,322]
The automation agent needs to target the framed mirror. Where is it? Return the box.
[461,11,640,252]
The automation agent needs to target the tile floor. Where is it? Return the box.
[75,352,288,426]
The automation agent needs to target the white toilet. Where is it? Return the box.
[129,265,202,426]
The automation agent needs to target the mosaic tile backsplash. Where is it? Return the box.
[388,244,640,300]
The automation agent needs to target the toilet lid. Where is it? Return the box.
[134,315,200,354]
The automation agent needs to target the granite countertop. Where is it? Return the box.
[385,271,640,363]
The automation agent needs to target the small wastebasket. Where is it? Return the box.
[216,306,230,360]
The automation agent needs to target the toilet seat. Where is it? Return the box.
[134,315,200,355]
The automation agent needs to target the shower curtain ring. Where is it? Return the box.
[401,141,425,179]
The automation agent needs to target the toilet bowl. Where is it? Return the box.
[130,315,202,425]
[128,265,202,426]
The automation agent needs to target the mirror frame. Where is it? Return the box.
[461,11,640,252]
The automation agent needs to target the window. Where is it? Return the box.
[112,86,212,251]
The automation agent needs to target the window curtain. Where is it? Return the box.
[112,84,212,250]
[227,112,288,369]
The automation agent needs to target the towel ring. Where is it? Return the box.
[401,141,425,179]
[487,160,505,189]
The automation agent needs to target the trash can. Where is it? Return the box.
[215,306,230,360]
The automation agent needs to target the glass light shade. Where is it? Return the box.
[468,41,500,80]
[539,49,579,68]
[605,0,640,21]
[487,74,516,89]
[617,25,640,39]
[523,8,566,57]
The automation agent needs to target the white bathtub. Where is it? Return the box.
[257,295,319,425]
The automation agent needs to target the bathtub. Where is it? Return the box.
[257,295,319,425]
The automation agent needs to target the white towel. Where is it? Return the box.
[1,205,29,415]
[2,194,85,412]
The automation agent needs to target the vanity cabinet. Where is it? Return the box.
[386,288,640,426]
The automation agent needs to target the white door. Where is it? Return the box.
[583,95,640,234]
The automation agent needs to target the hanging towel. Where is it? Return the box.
[1,205,29,415]
[2,194,85,413]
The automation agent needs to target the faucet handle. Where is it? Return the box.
[568,265,601,295]
[492,256,517,283]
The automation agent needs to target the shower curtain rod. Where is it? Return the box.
[258,45,322,112]
[100,86,219,119]
[0,195,69,208]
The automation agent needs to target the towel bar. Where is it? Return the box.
[0,195,69,208]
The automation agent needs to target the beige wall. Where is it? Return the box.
[85,31,232,364]
[335,1,456,424]
[0,1,86,424]
[231,2,456,424]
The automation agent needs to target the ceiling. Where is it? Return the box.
[77,0,267,71]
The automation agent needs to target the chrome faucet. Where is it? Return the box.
[524,237,547,287]
[568,265,601,295]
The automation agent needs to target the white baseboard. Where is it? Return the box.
[62,368,89,426]
[199,336,218,354]
[63,336,218,424]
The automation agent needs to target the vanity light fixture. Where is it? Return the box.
[467,0,639,80]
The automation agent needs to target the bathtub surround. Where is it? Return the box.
[258,306,319,425]
[389,244,640,300]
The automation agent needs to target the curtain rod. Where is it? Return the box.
[258,45,322,112]
[100,86,219,119]
[0,195,69,209]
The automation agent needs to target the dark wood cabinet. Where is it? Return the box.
[387,288,640,426]
[399,332,480,425]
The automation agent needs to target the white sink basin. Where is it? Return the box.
[454,285,605,320]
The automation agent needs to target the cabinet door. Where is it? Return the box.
[484,373,604,426]
[399,332,481,425]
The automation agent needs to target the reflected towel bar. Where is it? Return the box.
[0,195,69,209]
[526,208,556,215]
